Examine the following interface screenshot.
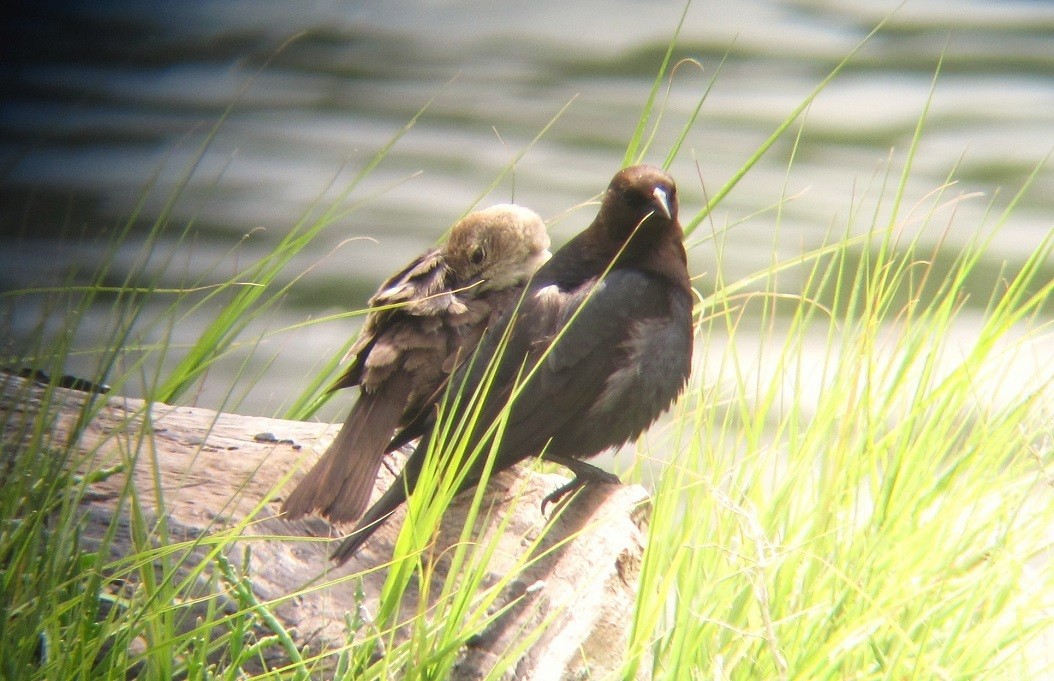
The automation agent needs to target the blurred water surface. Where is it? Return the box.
[1,0,1052,418]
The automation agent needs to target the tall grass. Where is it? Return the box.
[623,173,1054,680]
[3,15,1053,681]
[619,45,1054,679]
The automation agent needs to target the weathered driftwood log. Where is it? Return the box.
[1,374,651,679]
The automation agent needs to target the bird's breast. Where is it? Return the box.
[588,299,693,419]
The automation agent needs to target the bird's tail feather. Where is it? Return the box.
[330,452,423,564]
[281,374,412,523]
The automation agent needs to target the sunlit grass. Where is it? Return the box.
[618,45,1054,679]
[624,174,1054,679]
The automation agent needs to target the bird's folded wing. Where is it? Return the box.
[481,269,672,459]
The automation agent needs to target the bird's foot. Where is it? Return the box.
[541,478,584,514]
[540,456,621,515]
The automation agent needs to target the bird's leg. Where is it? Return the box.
[381,453,400,479]
[540,455,622,515]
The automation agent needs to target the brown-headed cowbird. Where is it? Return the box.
[331,165,693,563]
[282,205,551,524]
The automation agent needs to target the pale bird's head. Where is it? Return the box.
[444,204,551,292]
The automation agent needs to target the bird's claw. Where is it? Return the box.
[541,478,582,515]
[540,468,622,516]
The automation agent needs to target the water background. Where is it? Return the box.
[2,0,1052,426]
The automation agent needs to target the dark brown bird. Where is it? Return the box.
[282,205,551,524]
[331,164,694,563]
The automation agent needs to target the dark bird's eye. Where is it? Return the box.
[469,247,486,265]
[622,188,648,210]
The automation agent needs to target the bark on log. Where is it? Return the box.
[1,374,652,679]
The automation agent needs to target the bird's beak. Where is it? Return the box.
[651,187,672,220]
[463,275,486,291]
